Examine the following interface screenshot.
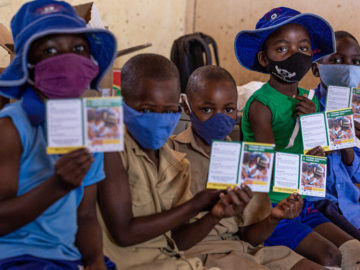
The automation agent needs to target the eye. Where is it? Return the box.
[276,46,287,53]
[224,107,235,113]
[140,108,152,113]
[331,57,342,64]
[353,59,360,65]
[73,44,86,53]
[200,107,213,113]
[44,47,57,55]
[299,46,309,52]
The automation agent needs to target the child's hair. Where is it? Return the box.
[335,30,359,45]
[121,53,180,100]
[185,65,236,98]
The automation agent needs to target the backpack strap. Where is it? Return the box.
[201,33,220,66]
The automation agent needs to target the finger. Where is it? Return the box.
[219,193,232,209]
[56,148,90,167]
[234,188,252,205]
[56,155,93,178]
[239,184,254,199]
[227,188,242,206]
[295,101,315,111]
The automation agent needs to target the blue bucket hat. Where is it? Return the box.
[234,7,335,73]
[0,0,117,99]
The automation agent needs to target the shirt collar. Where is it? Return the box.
[173,125,231,159]
[314,83,326,112]
[21,86,45,126]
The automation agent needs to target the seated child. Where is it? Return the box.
[235,7,360,268]
[0,0,117,269]
[311,30,360,240]
[170,65,330,270]
[97,54,254,270]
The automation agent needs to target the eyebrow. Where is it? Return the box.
[298,38,311,43]
[273,39,289,45]
[224,102,236,106]
[201,101,216,106]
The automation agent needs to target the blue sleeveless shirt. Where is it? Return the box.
[0,88,105,261]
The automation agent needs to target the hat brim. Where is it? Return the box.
[234,13,335,73]
[0,14,117,99]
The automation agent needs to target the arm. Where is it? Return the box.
[248,100,275,144]
[76,184,106,270]
[0,118,94,236]
[98,152,220,247]
[238,193,303,246]
[172,186,253,250]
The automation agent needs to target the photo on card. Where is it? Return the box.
[327,115,354,146]
[87,107,122,144]
[351,89,360,123]
[300,156,327,197]
[84,97,123,152]
[241,152,272,183]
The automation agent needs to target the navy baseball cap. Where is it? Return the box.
[234,7,335,73]
[0,0,117,99]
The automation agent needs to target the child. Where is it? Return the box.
[310,30,360,241]
[0,0,117,269]
[170,65,329,270]
[97,54,254,270]
[235,7,359,268]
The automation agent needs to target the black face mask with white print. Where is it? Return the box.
[266,52,313,83]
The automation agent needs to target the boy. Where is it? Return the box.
[235,7,358,268]
[311,30,360,241]
[170,65,328,270]
[0,0,117,269]
[97,54,253,270]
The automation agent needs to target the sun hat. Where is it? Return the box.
[234,7,335,73]
[0,0,117,99]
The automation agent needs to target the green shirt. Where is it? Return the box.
[242,82,320,203]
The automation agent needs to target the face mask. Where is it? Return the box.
[31,53,99,99]
[266,52,313,83]
[181,93,236,145]
[318,64,360,88]
[123,102,181,150]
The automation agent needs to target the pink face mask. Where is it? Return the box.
[32,53,99,99]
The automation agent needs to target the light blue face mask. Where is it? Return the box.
[123,102,181,150]
[318,64,360,88]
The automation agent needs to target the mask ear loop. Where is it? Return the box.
[27,63,35,85]
[180,93,192,113]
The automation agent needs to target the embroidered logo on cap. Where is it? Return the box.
[264,8,282,22]
[35,4,64,15]
[271,13,278,20]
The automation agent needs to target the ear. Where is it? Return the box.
[181,97,191,116]
[257,51,269,68]
[311,62,320,77]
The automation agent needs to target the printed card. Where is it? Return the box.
[46,97,123,154]
[300,112,329,152]
[273,153,327,197]
[300,108,356,153]
[326,109,356,150]
[351,88,360,123]
[84,97,123,152]
[326,85,352,111]
[207,141,242,189]
[207,141,274,192]
[299,155,327,197]
[238,142,274,192]
[273,152,300,194]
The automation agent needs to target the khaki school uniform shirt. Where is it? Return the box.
[170,126,272,233]
[99,131,216,270]
[169,127,303,270]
